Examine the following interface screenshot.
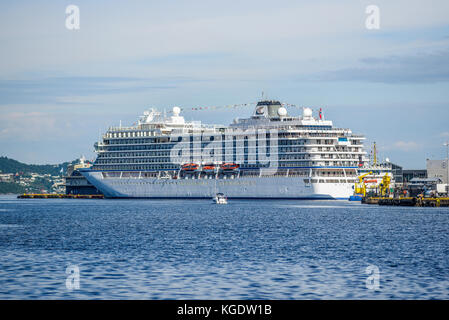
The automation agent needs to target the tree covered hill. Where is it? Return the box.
[0,156,73,176]
[0,156,81,194]
[0,182,27,194]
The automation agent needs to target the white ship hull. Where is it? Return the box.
[81,171,354,200]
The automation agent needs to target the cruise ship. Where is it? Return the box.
[80,100,368,199]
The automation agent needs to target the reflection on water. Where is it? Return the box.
[0,195,448,299]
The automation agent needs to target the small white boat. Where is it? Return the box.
[213,193,228,204]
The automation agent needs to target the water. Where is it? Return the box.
[0,195,448,299]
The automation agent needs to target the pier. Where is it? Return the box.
[17,194,104,199]
[362,196,449,207]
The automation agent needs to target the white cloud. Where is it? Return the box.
[393,141,421,151]
[1,0,449,77]
[0,112,58,142]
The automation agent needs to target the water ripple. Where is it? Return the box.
[0,195,448,299]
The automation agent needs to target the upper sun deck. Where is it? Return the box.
[230,100,334,130]
[103,100,363,139]
[105,107,225,136]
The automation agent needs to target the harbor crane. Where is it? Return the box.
[354,171,373,197]
[379,174,391,197]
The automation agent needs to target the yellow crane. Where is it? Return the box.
[379,174,391,197]
[354,171,373,197]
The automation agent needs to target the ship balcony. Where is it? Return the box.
[309,156,358,161]
[307,149,365,154]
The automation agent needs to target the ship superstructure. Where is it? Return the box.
[65,157,102,195]
[81,100,368,199]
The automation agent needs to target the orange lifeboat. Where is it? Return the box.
[181,163,199,171]
[221,163,239,171]
[202,164,216,173]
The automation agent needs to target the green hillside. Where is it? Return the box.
[0,156,80,194]
[0,156,71,175]
[0,182,27,194]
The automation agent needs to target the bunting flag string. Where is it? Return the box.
[179,102,257,112]
[176,102,302,113]
[282,103,300,108]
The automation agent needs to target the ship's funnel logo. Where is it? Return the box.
[170,129,279,172]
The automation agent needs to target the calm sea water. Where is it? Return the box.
[0,195,448,299]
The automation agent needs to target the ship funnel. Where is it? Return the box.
[254,100,283,118]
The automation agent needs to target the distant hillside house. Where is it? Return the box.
[0,173,14,182]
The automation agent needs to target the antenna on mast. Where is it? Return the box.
[373,142,377,165]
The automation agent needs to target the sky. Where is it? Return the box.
[0,0,448,168]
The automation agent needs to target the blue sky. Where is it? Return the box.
[1,0,448,168]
